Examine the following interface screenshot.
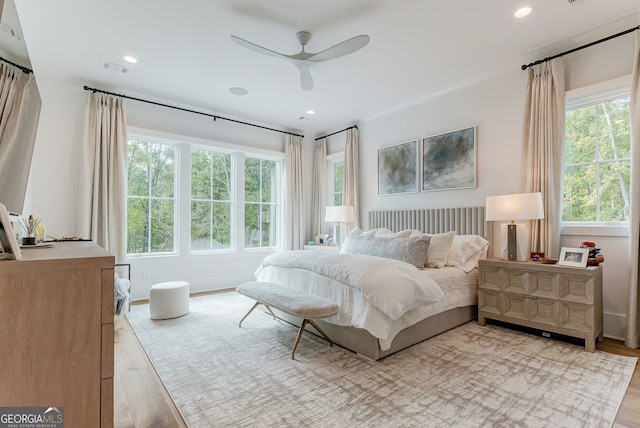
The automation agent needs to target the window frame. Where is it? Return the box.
[243,153,282,250]
[126,135,179,257]
[327,151,345,206]
[189,145,235,254]
[126,127,284,258]
[562,75,631,237]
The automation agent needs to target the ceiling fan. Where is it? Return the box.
[230,31,370,91]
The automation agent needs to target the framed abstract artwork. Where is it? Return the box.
[378,140,418,196]
[422,126,476,192]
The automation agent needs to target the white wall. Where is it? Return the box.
[355,19,637,339]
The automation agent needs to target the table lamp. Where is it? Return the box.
[485,192,544,261]
[325,205,355,246]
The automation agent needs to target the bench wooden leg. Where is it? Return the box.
[239,302,260,327]
[263,304,277,320]
[291,318,334,359]
[239,302,277,327]
[307,319,334,347]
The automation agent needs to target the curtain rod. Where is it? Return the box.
[521,25,639,71]
[0,56,33,74]
[82,86,304,138]
[315,124,358,141]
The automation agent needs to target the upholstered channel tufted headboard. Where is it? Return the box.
[368,206,490,240]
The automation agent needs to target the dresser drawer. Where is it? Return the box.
[480,265,594,304]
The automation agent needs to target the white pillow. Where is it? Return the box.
[408,230,456,268]
[426,231,456,268]
[447,235,489,272]
[340,228,378,253]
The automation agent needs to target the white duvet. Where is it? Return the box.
[254,251,457,347]
[256,250,444,320]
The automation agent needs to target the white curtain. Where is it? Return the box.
[311,138,327,239]
[0,63,37,212]
[78,92,128,263]
[626,33,640,349]
[285,134,305,250]
[343,127,360,230]
[521,58,565,259]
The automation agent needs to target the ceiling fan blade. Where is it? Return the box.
[297,62,314,91]
[307,34,370,62]
[230,35,292,61]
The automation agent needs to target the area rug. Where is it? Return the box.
[126,292,637,428]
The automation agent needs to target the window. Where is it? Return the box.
[127,138,177,255]
[127,132,283,256]
[190,148,232,251]
[328,153,344,206]
[244,157,279,248]
[563,83,631,223]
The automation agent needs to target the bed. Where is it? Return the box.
[254,207,491,360]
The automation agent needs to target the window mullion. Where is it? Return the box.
[258,160,263,247]
[595,104,601,222]
[146,146,152,253]
[235,152,245,252]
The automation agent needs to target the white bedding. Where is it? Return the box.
[254,250,477,351]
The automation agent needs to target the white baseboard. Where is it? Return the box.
[603,312,626,341]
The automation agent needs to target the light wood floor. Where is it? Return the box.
[114,308,640,428]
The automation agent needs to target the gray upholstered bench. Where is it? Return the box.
[236,281,339,359]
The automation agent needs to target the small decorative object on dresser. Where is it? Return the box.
[558,247,589,267]
[478,258,603,352]
[0,203,21,260]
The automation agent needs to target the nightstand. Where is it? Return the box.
[477,258,603,352]
[303,245,340,252]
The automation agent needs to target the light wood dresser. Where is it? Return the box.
[0,241,115,427]
[478,258,603,352]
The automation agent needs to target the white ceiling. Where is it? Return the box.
[6,0,640,135]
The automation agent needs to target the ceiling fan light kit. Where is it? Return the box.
[230,31,370,91]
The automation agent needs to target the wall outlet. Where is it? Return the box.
[143,270,151,279]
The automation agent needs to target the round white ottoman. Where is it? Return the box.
[149,281,190,320]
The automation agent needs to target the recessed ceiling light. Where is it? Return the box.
[123,55,138,64]
[514,7,532,18]
[306,110,315,115]
[229,87,248,96]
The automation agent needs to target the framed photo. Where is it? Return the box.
[378,140,418,196]
[558,247,588,267]
[422,126,476,192]
[0,203,21,260]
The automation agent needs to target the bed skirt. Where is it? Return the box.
[271,305,477,360]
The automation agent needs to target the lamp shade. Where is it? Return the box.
[325,205,355,223]
[485,192,544,221]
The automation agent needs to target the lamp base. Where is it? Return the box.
[499,223,528,261]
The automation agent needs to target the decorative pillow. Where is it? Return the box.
[341,233,431,268]
[375,228,412,238]
[408,230,456,268]
[447,235,489,272]
[340,228,376,254]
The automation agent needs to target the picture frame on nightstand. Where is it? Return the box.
[558,247,588,267]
